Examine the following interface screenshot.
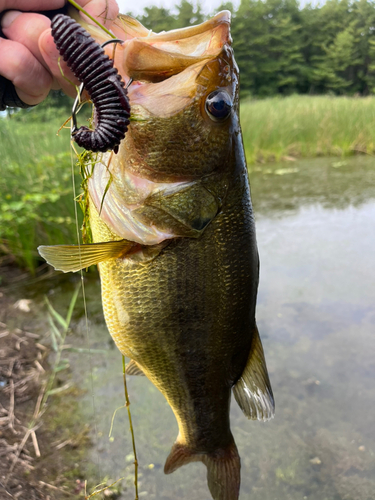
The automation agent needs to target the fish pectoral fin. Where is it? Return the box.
[233,324,275,422]
[38,240,134,273]
[165,439,240,500]
[125,360,145,376]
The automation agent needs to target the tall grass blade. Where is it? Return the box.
[48,315,59,352]
[65,284,81,330]
[45,296,68,331]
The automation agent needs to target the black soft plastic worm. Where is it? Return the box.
[51,14,130,154]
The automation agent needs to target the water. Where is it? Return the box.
[16,156,375,499]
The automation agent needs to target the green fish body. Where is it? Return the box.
[39,11,274,500]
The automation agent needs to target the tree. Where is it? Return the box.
[351,0,375,94]
[174,0,205,28]
[301,0,353,93]
[232,0,304,96]
[139,6,176,33]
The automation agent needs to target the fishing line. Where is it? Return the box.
[122,356,139,499]
[69,143,102,485]
[63,5,139,494]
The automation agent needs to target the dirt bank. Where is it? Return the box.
[0,266,88,500]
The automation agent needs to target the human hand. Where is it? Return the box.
[0,0,119,109]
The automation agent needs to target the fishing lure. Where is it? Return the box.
[51,14,130,154]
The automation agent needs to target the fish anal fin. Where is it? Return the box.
[125,360,145,376]
[164,439,240,500]
[164,442,201,474]
[38,240,134,273]
[233,325,275,422]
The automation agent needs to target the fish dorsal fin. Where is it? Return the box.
[38,240,134,273]
[125,360,145,376]
[233,325,275,422]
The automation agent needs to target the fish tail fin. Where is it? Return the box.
[203,440,241,500]
[164,438,240,500]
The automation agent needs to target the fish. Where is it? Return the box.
[39,11,274,500]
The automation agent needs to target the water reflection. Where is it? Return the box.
[250,155,375,215]
[36,157,375,499]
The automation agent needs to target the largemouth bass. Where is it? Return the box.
[39,11,274,500]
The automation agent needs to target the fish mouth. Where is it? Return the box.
[85,12,237,245]
[103,11,234,118]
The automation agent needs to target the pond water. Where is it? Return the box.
[16,156,375,499]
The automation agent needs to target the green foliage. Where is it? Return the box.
[0,117,82,273]
[232,0,305,96]
[139,0,205,31]
[174,0,205,28]
[138,6,176,32]
[240,95,375,163]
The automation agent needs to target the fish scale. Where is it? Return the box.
[38,11,274,500]
[89,149,256,450]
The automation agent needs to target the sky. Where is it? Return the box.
[116,0,240,17]
[117,0,320,17]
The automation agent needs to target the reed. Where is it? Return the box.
[240,95,375,165]
[0,117,81,273]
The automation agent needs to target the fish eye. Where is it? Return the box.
[205,90,232,121]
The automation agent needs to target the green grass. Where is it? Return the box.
[0,116,82,273]
[1,95,375,272]
[241,95,375,164]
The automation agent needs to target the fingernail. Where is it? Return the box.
[1,10,22,29]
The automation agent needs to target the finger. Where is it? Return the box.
[39,0,120,96]
[0,1,64,11]
[1,11,51,70]
[78,0,119,28]
[38,28,80,98]
[0,37,52,105]
[0,1,119,25]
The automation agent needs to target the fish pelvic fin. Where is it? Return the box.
[125,360,145,376]
[38,240,134,273]
[164,439,240,500]
[233,324,275,421]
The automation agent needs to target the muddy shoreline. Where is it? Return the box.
[0,265,89,500]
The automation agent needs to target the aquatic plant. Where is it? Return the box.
[241,95,375,164]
